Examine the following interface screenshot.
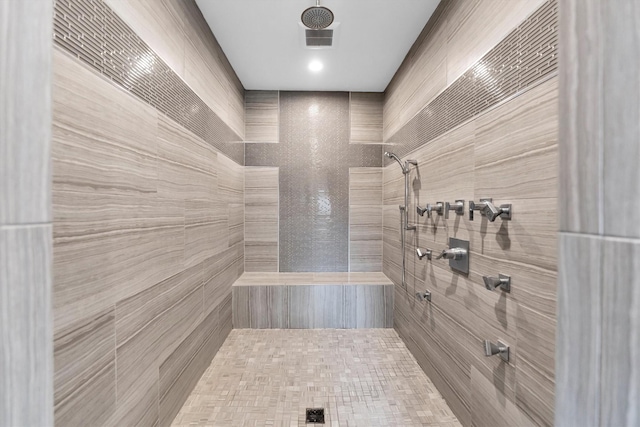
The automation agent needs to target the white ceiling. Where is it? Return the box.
[195,0,440,92]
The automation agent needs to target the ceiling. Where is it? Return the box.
[195,0,440,92]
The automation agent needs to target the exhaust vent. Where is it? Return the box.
[299,23,339,50]
[306,29,333,47]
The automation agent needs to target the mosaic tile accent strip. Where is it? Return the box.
[245,92,382,272]
[384,0,558,163]
[171,329,461,427]
[52,0,244,164]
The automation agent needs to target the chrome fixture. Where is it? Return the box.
[416,248,432,261]
[384,151,416,175]
[430,202,445,217]
[483,274,511,292]
[436,237,469,274]
[416,290,432,302]
[386,152,418,289]
[418,202,443,218]
[445,200,465,219]
[436,248,467,260]
[301,0,334,29]
[483,340,510,362]
[469,198,512,221]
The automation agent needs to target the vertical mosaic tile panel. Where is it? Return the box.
[245,92,382,272]
[384,0,558,163]
[52,0,244,164]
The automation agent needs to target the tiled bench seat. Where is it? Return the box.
[232,272,393,329]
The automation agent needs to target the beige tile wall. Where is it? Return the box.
[104,0,245,139]
[349,92,384,144]
[52,47,243,426]
[383,0,546,141]
[0,2,53,424]
[244,167,279,272]
[557,1,640,425]
[349,168,383,272]
[384,77,558,427]
[245,91,279,143]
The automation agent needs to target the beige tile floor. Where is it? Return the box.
[172,329,460,427]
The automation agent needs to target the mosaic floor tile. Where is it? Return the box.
[172,329,460,427]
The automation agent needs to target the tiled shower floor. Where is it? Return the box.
[171,329,460,427]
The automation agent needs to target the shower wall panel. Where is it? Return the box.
[0,1,54,425]
[51,0,245,425]
[245,92,382,272]
[557,0,640,425]
[383,1,558,426]
[383,0,548,141]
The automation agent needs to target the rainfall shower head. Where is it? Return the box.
[301,0,334,30]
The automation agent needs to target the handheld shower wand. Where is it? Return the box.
[385,152,417,289]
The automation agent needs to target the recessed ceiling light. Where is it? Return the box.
[308,60,323,72]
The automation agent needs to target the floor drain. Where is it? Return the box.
[306,408,325,424]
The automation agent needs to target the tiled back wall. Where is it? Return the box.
[245,92,382,272]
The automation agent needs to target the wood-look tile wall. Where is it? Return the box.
[0,1,53,424]
[349,92,384,144]
[52,44,244,426]
[384,74,558,426]
[245,167,279,272]
[349,168,383,272]
[383,0,547,141]
[104,0,245,139]
[557,1,640,425]
[245,91,279,143]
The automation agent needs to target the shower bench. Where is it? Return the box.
[232,272,393,329]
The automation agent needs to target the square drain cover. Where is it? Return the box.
[306,408,325,424]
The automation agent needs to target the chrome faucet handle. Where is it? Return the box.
[445,200,465,219]
[415,290,431,302]
[482,201,501,221]
[483,274,511,292]
[416,248,432,260]
[416,205,427,217]
[435,247,466,260]
[483,340,510,362]
[469,198,512,221]
[469,198,491,221]
[425,203,433,218]
[430,202,444,217]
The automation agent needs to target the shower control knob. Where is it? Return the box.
[445,200,465,219]
[483,340,510,362]
[436,248,466,260]
[429,202,444,217]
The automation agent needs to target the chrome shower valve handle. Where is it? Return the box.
[435,247,466,260]
[444,200,465,219]
[427,202,444,217]
[483,340,510,362]
[416,248,432,260]
[483,274,511,292]
[469,198,512,221]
